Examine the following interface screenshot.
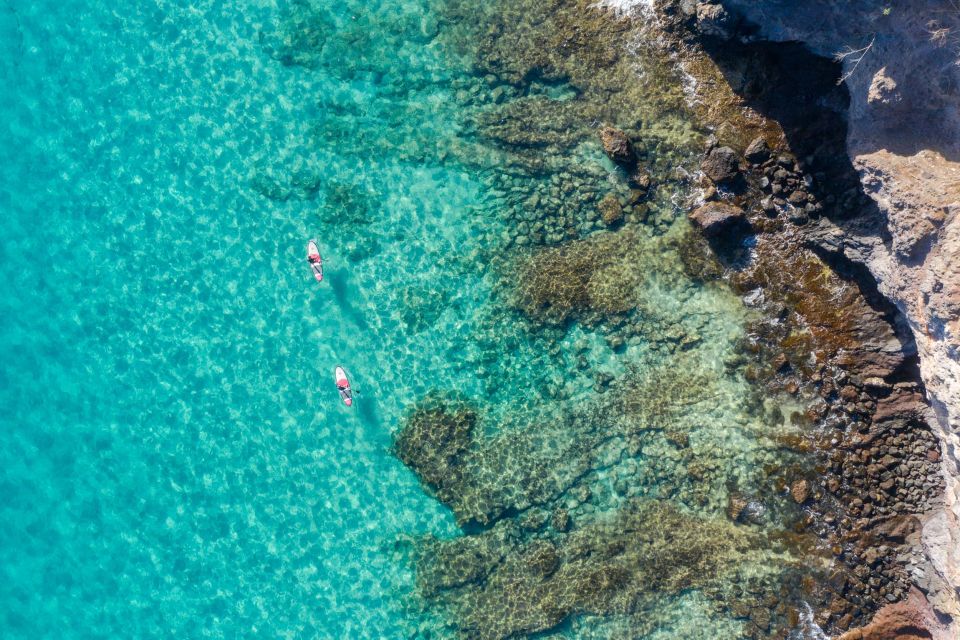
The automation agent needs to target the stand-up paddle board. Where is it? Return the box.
[335,366,353,406]
[306,239,323,282]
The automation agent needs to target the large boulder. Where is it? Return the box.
[597,193,624,227]
[688,202,748,236]
[701,146,742,183]
[744,136,771,163]
[599,125,636,166]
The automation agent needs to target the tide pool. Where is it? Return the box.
[1,0,823,638]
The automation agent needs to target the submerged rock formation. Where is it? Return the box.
[416,501,760,640]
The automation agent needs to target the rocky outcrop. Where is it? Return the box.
[660,0,960,631]
[699,5,960,614]
[598,124,637,166]
[700,1,960,410]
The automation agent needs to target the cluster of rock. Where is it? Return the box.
[393,349,832,638]
[677,73,949,631]
[667,0,960,633]
[835,586,954,640]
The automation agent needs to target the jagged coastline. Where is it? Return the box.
[615,0,960,636]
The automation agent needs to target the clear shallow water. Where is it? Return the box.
[0,0,818,638]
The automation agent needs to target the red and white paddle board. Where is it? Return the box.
[306,239,323,283]
[335,366,353,407]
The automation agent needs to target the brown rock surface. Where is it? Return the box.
[836,587,952,640]
[597,193,624,226]
[790,479,810,504]
[701,145,741,182]
[598,125,636,166]
[654,0,960,628]
[688,201,746,236]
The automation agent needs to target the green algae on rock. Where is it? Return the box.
[511,229,699,326]
[416,501,764,640]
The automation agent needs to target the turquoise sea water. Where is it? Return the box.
[0,1,822,638]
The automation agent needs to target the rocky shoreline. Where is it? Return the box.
[614,0,959,636]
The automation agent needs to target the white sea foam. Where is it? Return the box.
[591,0,655,16]
[789,603,831,640]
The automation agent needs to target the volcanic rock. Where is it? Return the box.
[701,146,741,183]
[688,202,747,236]
[744,136,771,163]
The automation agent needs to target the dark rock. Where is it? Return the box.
[688,202,748,237]
[787,209,809,225]
[744,136,771,163]
[776,154,795,167]
[701,146,741,183]
[599,125,636,166]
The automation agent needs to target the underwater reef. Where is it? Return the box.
[415,500,763,640]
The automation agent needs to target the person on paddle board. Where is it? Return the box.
[335,366,353,406]
[306,240,323,283]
